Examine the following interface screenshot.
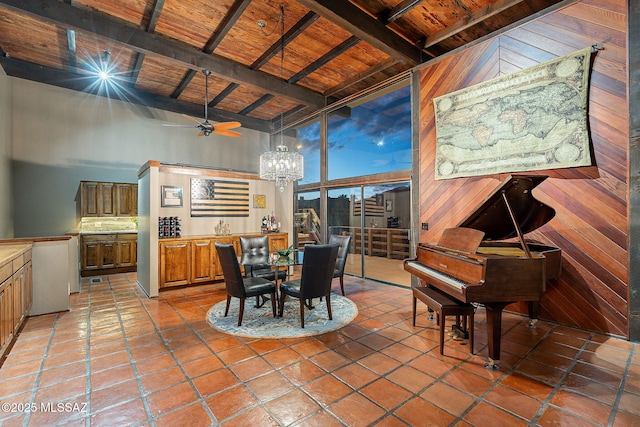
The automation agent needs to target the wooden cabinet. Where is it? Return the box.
[80,181,138,217]
[0,245,33,360]
[159,233,287,289]
[118,234,137,268]
[159,241,190,288]
[191,239,214,284]
[116,183,138,216]
[268,234,288,251]
[81,233,137,276]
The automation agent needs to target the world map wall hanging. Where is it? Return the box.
[433,46,593,180]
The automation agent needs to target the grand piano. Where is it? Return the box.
[404,175,561,369]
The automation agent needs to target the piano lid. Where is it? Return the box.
[458,175,555,241]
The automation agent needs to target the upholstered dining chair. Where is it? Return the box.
[329,234,351,296]
[239,235,287,282]
[215,243,277,326]
[278,244,339,328]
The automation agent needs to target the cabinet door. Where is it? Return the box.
[191,240,214,283]
[0,280,12,354]
[116,184,137,216]
[12,270,23,332]
[160,242,190,288]
[24,261,33,312]
[101,242,117,269]
[118,240,136,267]
[99,183,117,216]
[81,182,100,217]
[82,241,100,271]
[268,234,288,251]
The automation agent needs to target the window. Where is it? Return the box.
[327,84,411,181]
[296,118,321,185]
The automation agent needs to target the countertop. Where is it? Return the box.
[79,230,138,235]
[0,243,32,266]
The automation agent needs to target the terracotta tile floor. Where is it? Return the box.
[1,273,639,426]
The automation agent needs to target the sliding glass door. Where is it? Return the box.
[325,183,411,287]
[327,187,362,279]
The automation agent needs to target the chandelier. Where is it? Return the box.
[259,5,304,192]
[260,145,303,192]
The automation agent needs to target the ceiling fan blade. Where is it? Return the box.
[213,121,241,130]
[182,114,203,125]
[214,129,242,138]
[162,123,197,128]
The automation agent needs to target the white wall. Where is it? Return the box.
[0,67,13,238]
[9,78,271,237]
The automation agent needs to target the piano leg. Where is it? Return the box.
[527,301,539,328]
[484,302,510,370]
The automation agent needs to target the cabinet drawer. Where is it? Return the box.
[0,262,10,283]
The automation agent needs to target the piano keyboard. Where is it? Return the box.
[405,261,467,290]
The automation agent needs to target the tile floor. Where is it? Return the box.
[0,273,639,426]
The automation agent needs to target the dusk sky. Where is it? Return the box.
[297,84,412,185]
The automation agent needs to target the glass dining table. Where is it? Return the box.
[239,250,303,284]
[239,250,304,308]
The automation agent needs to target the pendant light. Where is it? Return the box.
[259,5,304,192]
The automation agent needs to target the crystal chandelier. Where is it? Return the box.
[260,145,303,192]
[259,5,304,192]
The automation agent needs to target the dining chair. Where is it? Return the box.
[239,235,287,282]
[278,244,339,328]
[215,243,277,326]
[329,234,351,295]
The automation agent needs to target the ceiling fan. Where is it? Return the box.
[166,70,242,138]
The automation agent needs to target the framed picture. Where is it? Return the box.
[386,200,393,212]
[161,185,183,207]
[253,194,266,209]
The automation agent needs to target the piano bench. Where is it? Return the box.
[412,286,475,355]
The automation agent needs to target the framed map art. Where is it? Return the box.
[433,47,593,180]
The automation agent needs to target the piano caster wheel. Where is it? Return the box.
[484,359,500,370]
[527,318,538,329]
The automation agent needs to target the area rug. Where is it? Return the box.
[206,294,358,339]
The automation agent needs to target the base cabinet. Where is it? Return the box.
[0,246,33,360]
[81,233,137,276]
[159,233,287,289]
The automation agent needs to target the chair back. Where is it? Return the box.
[239,235,271,274]
[215,243,245,298]
[240,235,269,257]
[329,234,351,277]
[299,244,339,299]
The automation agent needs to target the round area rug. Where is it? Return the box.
[206,294,358,339]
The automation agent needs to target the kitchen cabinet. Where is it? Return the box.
[0,245,33,360]
[159,233,287,289]
[81,233,137,276]
[116,183,138,216]
[118,234,137,268]
[159,241,190,288]
[80,181,138,217]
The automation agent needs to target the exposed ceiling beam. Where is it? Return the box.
[422,0,525,48]
[130,0,165,86]
[296,0,422,64]
[381,0,424,24]
[210,11,320,114]
[172,0,251,99]
[288,36,360,84]
[0,55,272,132]
[0,0,327,109]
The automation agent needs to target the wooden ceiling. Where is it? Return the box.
[0,0,566,134]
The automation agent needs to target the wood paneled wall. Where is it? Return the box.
[417,0,629,337]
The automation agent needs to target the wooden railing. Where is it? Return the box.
[329,226,410,259]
